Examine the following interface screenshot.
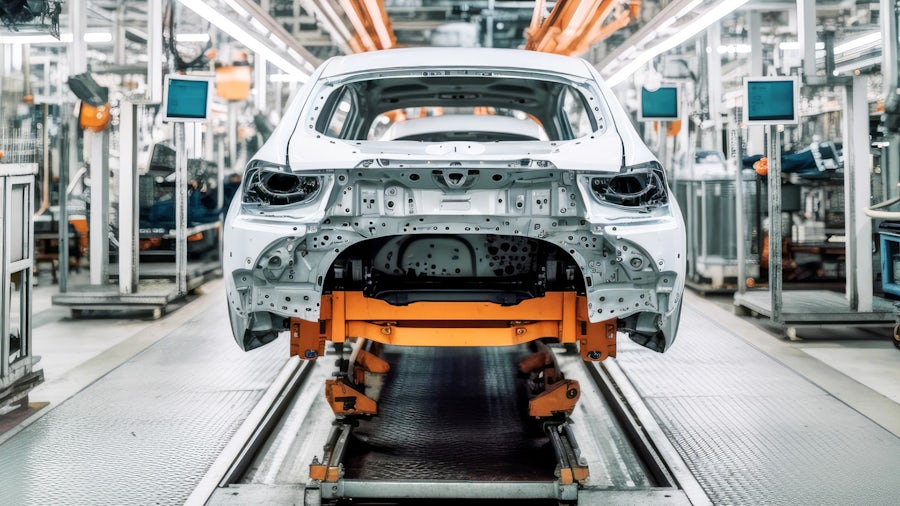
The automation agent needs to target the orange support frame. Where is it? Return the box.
[289,292,617,358]
[577,299,617,361]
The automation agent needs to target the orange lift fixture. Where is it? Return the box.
[291,291,617,419]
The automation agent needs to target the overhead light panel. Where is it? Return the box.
[176,33,211,43]
[603,0,750,87]
[269,73,307,83]
[0,32,111,44]
[83,32,112,44]
[779,41,825,51]
[833,31,881,54]
[177,0,310,80]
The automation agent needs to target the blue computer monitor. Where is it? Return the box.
[638,85,679,121]
[743,76,800,125]
[162,74,212,122]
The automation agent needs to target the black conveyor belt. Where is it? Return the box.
[343,345,556,481]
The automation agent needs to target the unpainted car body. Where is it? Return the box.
[224,48,686,354]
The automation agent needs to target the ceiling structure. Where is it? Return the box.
[1,0,888,88]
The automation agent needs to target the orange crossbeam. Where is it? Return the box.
[290,291,617,352]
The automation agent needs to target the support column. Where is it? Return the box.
[228,102,237,168]
[174,123,188,295]
[118,103,139,294]
[844,77,873,311]
[707,23,723,153]
[881,0,898,96]
[148,0,163,103]
[886,141,900,201]
[731,117,747,294]
[882,0,900,202]
[89,131,109,286]
[748,11,765,155]
[254,54,267,113]
[485,0,495,48]
[767,126,783,323]
[70,0,86,76]
[797,0,817,80]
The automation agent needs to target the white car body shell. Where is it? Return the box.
[224,48,686,354]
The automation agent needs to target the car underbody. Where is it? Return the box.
[227,163,683,353]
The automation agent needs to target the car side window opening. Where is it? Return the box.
[315,75,601,142]
[562,87,595,138]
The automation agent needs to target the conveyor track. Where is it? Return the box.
[199,344,707,505]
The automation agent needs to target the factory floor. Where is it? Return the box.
[1,269,898,504]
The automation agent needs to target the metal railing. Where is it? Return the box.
[0,128,40,165]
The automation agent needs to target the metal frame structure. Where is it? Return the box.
[733,79,898,337]
[52,102,223,317]
[0,164,43,411]
[731,2,899,337]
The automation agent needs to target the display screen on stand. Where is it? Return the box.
[638,85,679,121]
[162,75,213,123]
[744,77,800,125]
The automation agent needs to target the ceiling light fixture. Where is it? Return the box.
[177,0,309,80]
[175,33,211,43]
[603,0,750,87]
[779,41,825,51]
[0,32,111,45]
[833,31,881,54]
[268,73,304,83]
[83,32,113,44]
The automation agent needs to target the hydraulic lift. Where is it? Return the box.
[291,290,616,416]
[292,290,618,495]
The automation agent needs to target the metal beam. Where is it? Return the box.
[326,480,578,501]
[118,102,139,295]
[845,77,873,311]
[88,131,109,286]
[797,0,817,79]
[148,0,163,103]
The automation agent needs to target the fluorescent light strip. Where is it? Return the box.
[269,73,307,83]
[178,0,309,80]
[833,31,881,54]
[176,33,211,43]
[779,41,825,51]
[0,32,110,44]
[604,0,750,87]
[833,56,882,75]
[84,32,112,43]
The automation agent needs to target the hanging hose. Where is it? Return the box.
[34,103,51,217]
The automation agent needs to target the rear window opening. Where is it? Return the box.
[314,74,602,142]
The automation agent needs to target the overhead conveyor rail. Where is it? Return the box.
[195,343,707,505]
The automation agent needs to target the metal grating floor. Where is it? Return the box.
[0,303,288,505]
[613,297,900,505]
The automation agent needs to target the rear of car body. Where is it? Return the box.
[224,48,686,355]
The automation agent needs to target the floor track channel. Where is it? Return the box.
[199,345,708,505]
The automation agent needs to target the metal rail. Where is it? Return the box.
[199,345,709,505]
[587,358,712,505]
[186,356,314,505]
[218,359,316,487]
